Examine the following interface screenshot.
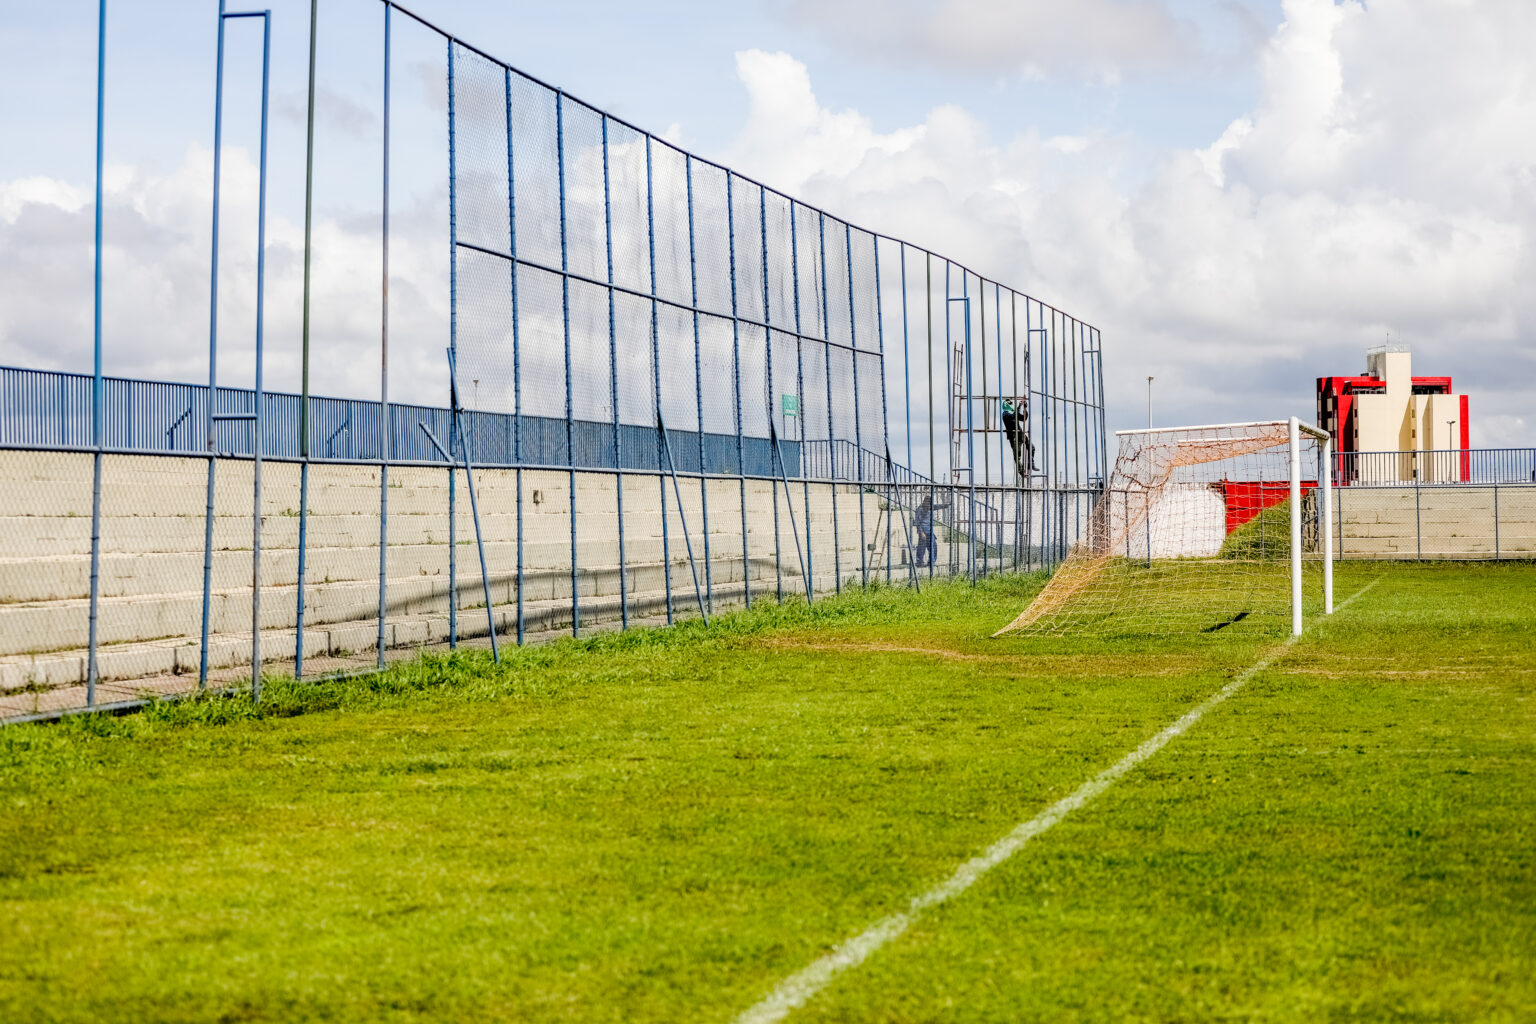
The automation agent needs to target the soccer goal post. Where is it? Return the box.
[994,417,1334,638]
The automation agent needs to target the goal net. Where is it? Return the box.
[995,419,1333,637]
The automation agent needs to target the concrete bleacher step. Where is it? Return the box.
[0,567,790,702]
[0,520,866,600]
[0,549,795,656]
[0,544,921,701]
[0,451,909,708]
[0,535,789,604]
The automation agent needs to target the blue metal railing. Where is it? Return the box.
[0,364,807,474]
[1337,448,1536,486]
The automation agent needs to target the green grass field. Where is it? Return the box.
[2,562,1533,1022]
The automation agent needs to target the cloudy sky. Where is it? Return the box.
[1,0,1532,448]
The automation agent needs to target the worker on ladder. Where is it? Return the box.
[1001,396,1036,479]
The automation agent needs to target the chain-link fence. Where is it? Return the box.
[0,2,1110,720]
[1332,479,1536,561]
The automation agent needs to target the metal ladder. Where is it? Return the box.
[949,342,968,484]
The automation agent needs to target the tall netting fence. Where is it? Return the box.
[0,6,1110,720]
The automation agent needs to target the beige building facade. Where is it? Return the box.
[1317,346,1469,483]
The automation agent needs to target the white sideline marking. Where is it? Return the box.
[734,581,1379,1024]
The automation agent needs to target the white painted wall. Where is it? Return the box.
[1120,483,1227,560]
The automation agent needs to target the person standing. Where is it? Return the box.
[913,491,949,568]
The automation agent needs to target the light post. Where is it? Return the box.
[1147,376,1154,429]
[1447,418,1457,482]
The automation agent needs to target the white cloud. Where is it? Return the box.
[1195,117,1251,187]
[2,0,1530,452]
[1046,135,1092,155]
[0,145,450,406]
[731,50,927,194]
[0,177,88,222]
[725,0,1536,447]
[770,0,1204,78]
[276,86,380,140]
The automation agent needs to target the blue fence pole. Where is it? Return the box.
[602,115,627,630]
[556,90,579,637]
[1070,320,1085,504]
[979,282,989,577]
[295,0,320,682]
[249,10,271,699]
[1010,289,1020,571]
[1044,305,1051,564]
[900,244,912,477]
[786,204,811,601]
[1034,302,1047,565]
[1050,309,1059,563]
[1096,329,1108,485]
[447,348,497,662]
[994,282,1005,569]
[1054,313,1062,564]
[505,66,525,646]
[1026,315,1043,569]
[684,157,713,615]
[86,0,107,707]
[376,0,391,669]
[446,38,457,650]
[874,237,893,584]
[964,276,975,583]
[933,260,946,580]
[198,0,230,691]
[760,189,781,604]
[726,173,750,610]
[844,222,866,589]
[926,253,934,581]
[758,188,780,604]
[818,213,839,594]
[645,136,672,625]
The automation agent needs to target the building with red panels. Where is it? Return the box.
[1317,346,1469,482]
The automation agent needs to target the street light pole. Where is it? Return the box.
[1147,376,1154,429]
[1448,418,1457,482]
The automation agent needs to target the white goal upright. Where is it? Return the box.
[996,417,1334,638]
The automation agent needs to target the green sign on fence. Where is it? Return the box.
[781,393,799,417]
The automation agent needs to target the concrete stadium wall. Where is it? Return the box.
[1335,483,1536,560]
[1100,483,1536,562]
[0,450,943,696]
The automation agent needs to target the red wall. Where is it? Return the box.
[1222,480,1318,534]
